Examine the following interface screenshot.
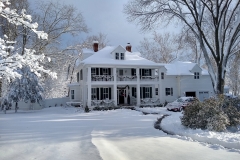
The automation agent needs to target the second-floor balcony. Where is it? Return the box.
[91,75,159,82]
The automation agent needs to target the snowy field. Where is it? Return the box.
[0,107,240,160]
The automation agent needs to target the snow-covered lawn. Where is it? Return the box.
[0,107,239,160]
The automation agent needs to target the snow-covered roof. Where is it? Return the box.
[163,61,209,76]
[80,45,161,67]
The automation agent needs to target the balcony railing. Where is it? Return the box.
[91,75,159,82]
[117,75,137,81]
[91,75,114,81]
[140,76,159,81]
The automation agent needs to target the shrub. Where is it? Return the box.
[181,95,240,132]
[85,106,90,112]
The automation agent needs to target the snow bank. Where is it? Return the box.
[161,112,240,151]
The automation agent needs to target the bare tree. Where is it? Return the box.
[138,32,179,63]
[124,0,240,94]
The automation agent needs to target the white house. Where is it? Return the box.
[162,61,214,102]
[68,42,214,107]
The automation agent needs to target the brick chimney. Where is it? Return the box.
[126,43,131,52]
[93,41,99,52]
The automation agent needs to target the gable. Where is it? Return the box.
[191,64,202,73]
[111,45,126,55]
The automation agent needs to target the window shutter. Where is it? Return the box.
[100,88,103,100]
[132,87,134,97]
[108,68,111,75]
[140,87,142,99]
[140,69,142,77]
[150,87,152,98]
[149,69,152,76]
[77,72,79,82]
[96,68,99,75]
[131,69,134,76]
[80,70,83,80]
[171,88,173,96]
[143,87,145,98]
[97,88,99,100]
[109,87,111,99]
[100,68,103,75]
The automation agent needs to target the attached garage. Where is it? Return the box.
[185,92,196,97]
[199,91,209,101]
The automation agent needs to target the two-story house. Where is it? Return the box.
[68,42,214,107]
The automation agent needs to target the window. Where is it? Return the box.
[91,68,96,75]
[144,69,150,76]
[115,53,119,59]
[77,72,79,82]
[155,88,158,95]
[132,87,136,98]
[102,68,108,75]
[103,88,109,99]
[165,88,173,96]
[194,72,199,79]
[71,90,74,99]
[161,72,164,79]
[91,88,97,99]
[145,87,150,98]
[120,53,124,60]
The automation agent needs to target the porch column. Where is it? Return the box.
[87,67,91,107]
[158,68,162,103]
[136,68,141,106]
[113,67,117,106]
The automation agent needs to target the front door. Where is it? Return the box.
[118,89,125,104]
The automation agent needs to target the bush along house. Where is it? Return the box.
[68,41,214,108]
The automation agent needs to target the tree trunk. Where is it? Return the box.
[216,66,225,94]
[15,102,18,113]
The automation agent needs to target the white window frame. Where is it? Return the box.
[103,88,109,99]
[71,90,74,99]
[91,68,96,75]
[161,72,164,79]
[144,69,150,76]
[194,72,199,79]
[91,88,97,100]
[145,87,150,98]
[115,53,119,59]
[120,53,124,60]
[132,87,136,98]
[102,68,108,75]
[165,88,173,96]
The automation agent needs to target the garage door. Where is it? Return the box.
[199,91,209,101]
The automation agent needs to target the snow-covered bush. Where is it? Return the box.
[181,95,240,132]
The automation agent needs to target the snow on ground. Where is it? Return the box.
[136,107,240,151]
[0,107,239,160]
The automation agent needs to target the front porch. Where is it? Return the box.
[86,84,162,108]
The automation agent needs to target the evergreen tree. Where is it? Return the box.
[7,66,44,112]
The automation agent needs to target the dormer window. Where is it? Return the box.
[194,72,199,79]
[115,52,124,60]
[115,53,119,59]
[120,53,124,60]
